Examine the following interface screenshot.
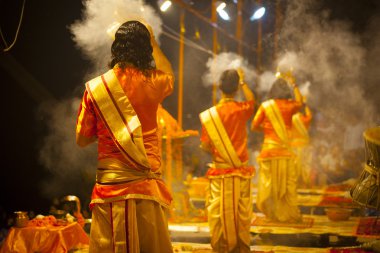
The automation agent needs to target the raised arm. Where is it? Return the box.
[251,106,264,132]
[144,24,173,75]
[237,69,255,102]
[292,84,302,103]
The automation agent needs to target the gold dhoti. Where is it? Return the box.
[256,158,301,222]
[89,199,173,253]
[207,176,252,253]
[293,146,311,186]
[89,160,173,253]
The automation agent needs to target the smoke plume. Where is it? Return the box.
[70,0,163,75]
[38,98,97,206]
[202,52,257,89]
[277,0,380,149]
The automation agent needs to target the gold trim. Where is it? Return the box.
[364,126,380,146]
[211,161,248,169]
[200,106,242,168]
[207,173,253,179]
[364,163,379,175]
[262,100,289,145]
[292,113,309,141]
[364,164,380,186]
[87,70,150,168]
[96,159,161,184]
[90,194,170,209]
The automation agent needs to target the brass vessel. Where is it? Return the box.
[14,211,29,228]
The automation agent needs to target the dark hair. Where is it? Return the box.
[109,21,154,70]
[267,78,292,99]
[219,69,239,95]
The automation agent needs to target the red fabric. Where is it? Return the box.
[206,166,255,177]
[90,179,172,209]
[200,100,254,164]
[356,217,380,236]
[330,249,371,253]
[28,215,58,227]
[318,196,353,206]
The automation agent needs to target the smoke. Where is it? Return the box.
[363,14,380,124]
[70,0,163,75]
[202,52,257,88]
[274,0,379,141]
[299,81,311,98]
[257,71,276,95]
[38,98,97,205]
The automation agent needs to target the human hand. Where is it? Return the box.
[285,75,296,87]
[237,68,245,84]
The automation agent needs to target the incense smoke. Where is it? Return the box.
[202,52,257,99]
[257,71,276,95]
[277,0,377,124]
[38,98,96,207]
[70,0,163,75]
[272,0,380,183]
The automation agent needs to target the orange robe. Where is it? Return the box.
[76,66,174,253]
[200,99,254,253]
[201,99,255,177]
[77,67,173,207]
[252,99,302,222]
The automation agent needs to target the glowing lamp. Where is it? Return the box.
[216,2,230,21]
[159,0,172,12]
[250,7,266,21]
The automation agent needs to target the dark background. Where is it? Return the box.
[0,0,379,226]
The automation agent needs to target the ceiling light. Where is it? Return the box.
[159,0,172,12]
[250,7,266,21]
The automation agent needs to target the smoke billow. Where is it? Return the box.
[38,98,97,204]
[257,71,276,95]
[202,52,257,89]
[70,0,163,75]
[277,0,376,123]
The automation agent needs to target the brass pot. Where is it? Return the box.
[14,211,29,228]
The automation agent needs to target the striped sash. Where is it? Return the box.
[86,69,150,169]
[262,99,289,145]
[200,106,242,168]
[292,113,309,141]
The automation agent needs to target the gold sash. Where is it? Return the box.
[200,106,242,168]
[262,99,289,145]
[96,158,160,184]
[86,69,150,169]
[292,113,309,141]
